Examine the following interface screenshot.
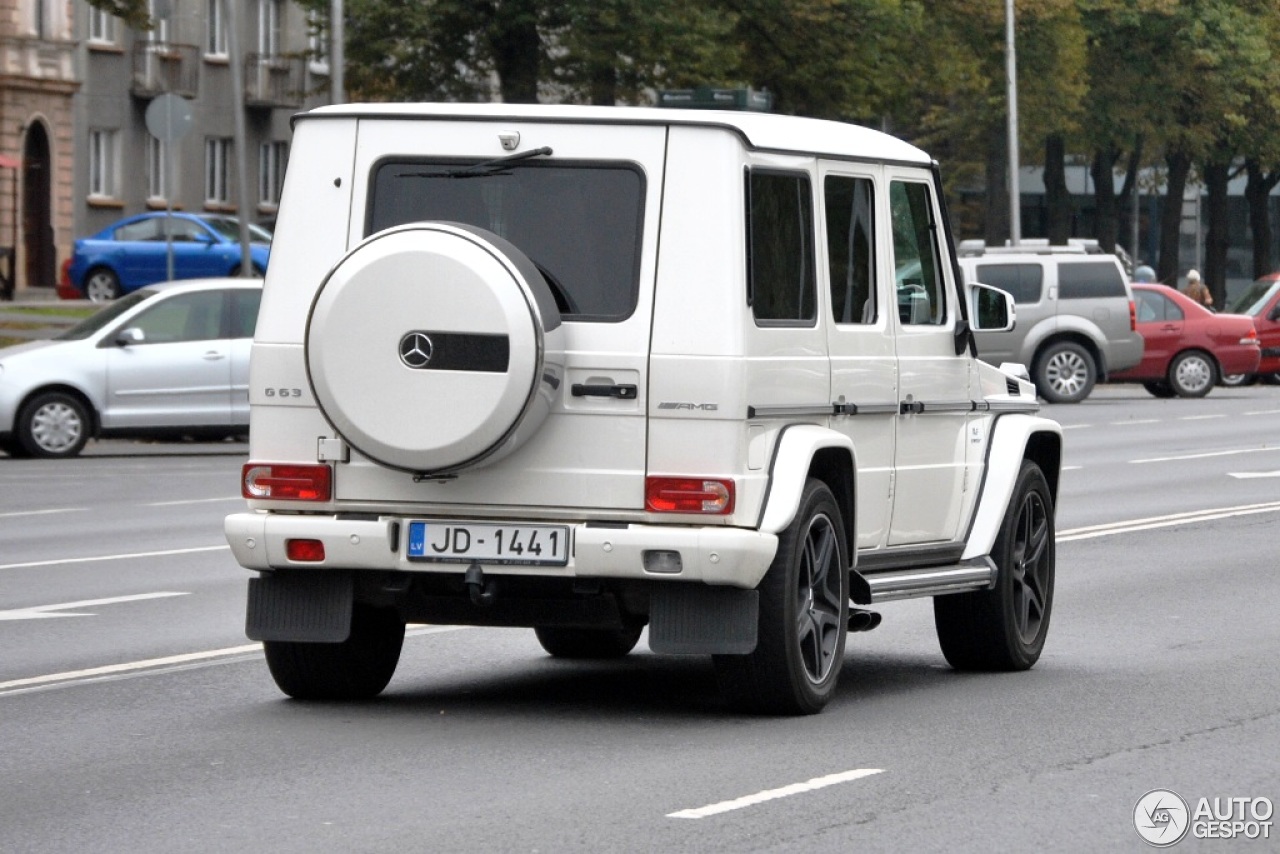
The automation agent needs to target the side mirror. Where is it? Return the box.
[115,327,145,346]
[968,282,1016,332]
[1268,303,1280,322]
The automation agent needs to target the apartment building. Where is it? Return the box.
[1,0,330,295]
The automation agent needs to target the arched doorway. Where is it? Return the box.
[22,123,55,289]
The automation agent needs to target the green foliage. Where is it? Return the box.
[84,0,152,30]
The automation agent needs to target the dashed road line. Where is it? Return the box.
[668,769,885,819]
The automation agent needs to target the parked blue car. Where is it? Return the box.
[68,212,272,301]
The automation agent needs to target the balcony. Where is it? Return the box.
[244,53,305,109]
[131,42,199,99]
[0,35,77,90]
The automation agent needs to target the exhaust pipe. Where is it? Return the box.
[848,608,882,633]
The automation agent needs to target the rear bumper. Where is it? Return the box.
[225,512,778,590]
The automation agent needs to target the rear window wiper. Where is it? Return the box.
[400,146,554,179]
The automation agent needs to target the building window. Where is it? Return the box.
[206,0,227,56]
[148,0,170,42]
[259,141,287,206]
[147,138,172,201]
[258,0,282,57]
[205,137,232,205]
[88,8,117,44]
[307,9,329,74]
[89,130,119,199]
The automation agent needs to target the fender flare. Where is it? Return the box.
[961,414,1062,560]
[758,424,856,535]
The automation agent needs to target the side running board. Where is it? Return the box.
[850,557,997,604]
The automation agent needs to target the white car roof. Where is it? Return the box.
[298,102,932,167]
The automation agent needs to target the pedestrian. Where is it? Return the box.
[1184,269,1213,309]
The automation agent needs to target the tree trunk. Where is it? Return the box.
[490,0,542,103]
[984,123,1010,245]
[1044,135,1071,245]
[1157,150,1192,286]
[1091,148,1119,252]
[1203,160,1230,305]
[1119,140,1143,259]
[1244,159,1280,280]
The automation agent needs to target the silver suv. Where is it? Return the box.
[226,103,1063,715]
[959,246,1144,403]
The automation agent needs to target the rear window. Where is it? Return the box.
[974,263,1043,304]
[368,160,645,320]
[1058,261,1127,299]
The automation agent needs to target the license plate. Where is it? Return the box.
[406,520,570,566]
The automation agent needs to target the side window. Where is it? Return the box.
[824,175,876,324]
[974,263,1043,304]
[128,291,224,344]
[116,218,160,242]
[1058,261,1126,299]
[747,170,816,326]
[889,181,945,325]
[229,289,262,339]
[1136,290,1182,322]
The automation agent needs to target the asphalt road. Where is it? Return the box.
[2,386,1278,852]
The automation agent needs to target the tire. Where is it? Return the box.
[715,479,849,715]
[1219,373,1255,387]
[1142,380,1177,399]
[934,461,1054,671]
[263,604,405,700]
[83,267,121,302]
[17,391,91,458]
[1034,341,1096,403]
[1167,350,1216,397]
[534,623,643,659]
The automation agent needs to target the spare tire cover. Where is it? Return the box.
[306,222,564,474]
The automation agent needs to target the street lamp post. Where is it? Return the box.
[1006,0,1021,246]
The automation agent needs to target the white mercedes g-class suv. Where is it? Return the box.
[226,103,1062,715]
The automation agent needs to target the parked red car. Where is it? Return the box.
[1109,283,1259,397]
[1220,272,1280,385]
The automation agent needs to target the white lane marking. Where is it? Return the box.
[1111,419,1160,425]
[1132,446,1280,464]
[668,769,885,819]
[1060,424,1091,430]
[1244,409,1280,416]
[1178,414,1226,421]
[145,497,244,507]
[0,626,468,697]
[0,591,189,621]
[0,544,229,572]
[0,507,87,519]
[1057,501,1280,542]
[1229,471,1280,479]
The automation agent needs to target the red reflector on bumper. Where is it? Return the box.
[285,539,326,562]
[242,463,332,501]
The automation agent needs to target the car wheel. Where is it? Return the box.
[1142,380,1177,398]
[1034,341,1096,403]
[83,267,121,302]
[534,623,644,659]
[714,479,849,715]
[934,460,1054,671]
[262,604,405,700]
[17,391,91,458]
[1260,373,1280,385]
[1219,373,1255,387]
[1168,350,1216,398]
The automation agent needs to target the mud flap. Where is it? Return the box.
[246,571,353,643]
[648,585,758,654]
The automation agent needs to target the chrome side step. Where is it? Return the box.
[851,557,997,604]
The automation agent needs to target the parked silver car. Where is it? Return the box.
[959,245,1144,403]
[0,278,261,458]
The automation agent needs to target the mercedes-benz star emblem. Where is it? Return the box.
[398,332,434,369]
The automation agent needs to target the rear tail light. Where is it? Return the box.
[1129,298,1137,331]
[1243,328,1259,345]
[242,463,332,501]
[645,477,735,514]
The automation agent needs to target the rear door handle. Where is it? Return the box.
[571,383,637,399]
